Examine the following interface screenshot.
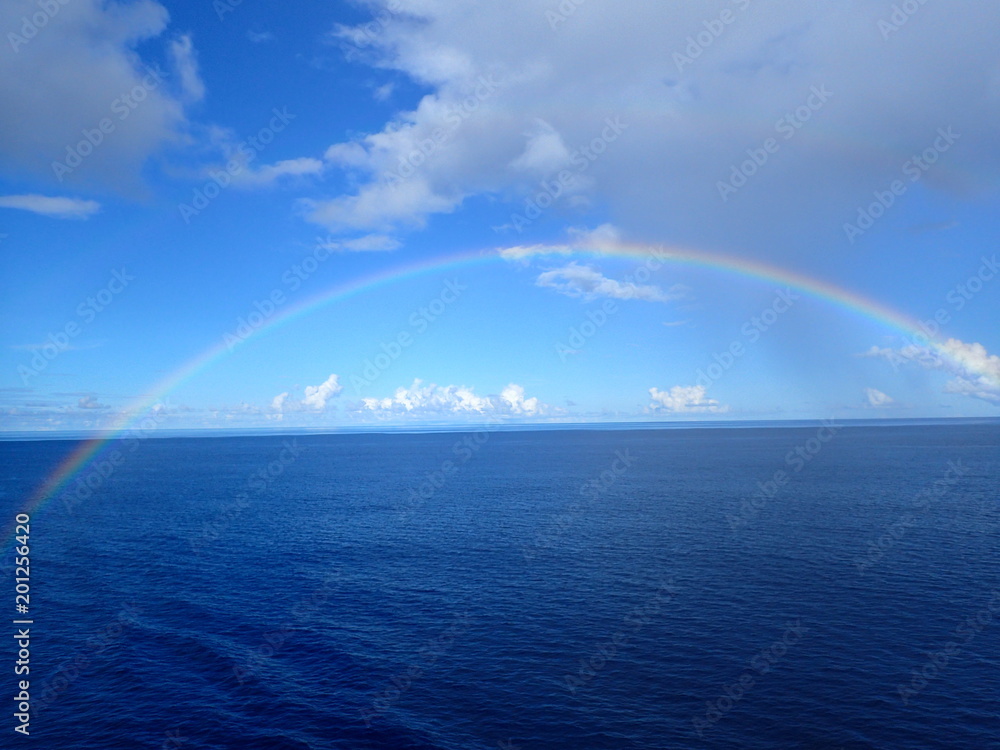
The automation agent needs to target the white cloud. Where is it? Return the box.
[864,387,895,408]
[339,234,402,252]
[373,82,395,101]
[499,383,540,415]
[168,34,205,103]
[0,194,100,219]
[197,126,326,189]
[864,337,1000,404]
[361,379,548,417]
[228,157,325,188]
[943,377,1000,404]
[939,338,1000,385]
[300,61,508,232]
[536,262,686,303]
[271,392,289,411]
[0,0,192,189]
[497,225,622,261]
[324,141,370,168]
[247,30,274,44]
[648,385,728,414]
[567,223,621,246]
[301,172,460,231]
[302,374,343,410]
[498,243,573,262]
[509,119,572,175]
[293,1,1000,248]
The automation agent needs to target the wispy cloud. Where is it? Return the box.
[648,385,728,414]
[863,338,1000,404]
[169,34,206,103]
[10,340,105,352]
[864,387,895,408]
[536,262,687,303]
[231,157,325,188]
[331,234,402,252]
[78,395,110,410]
[0,194,100,219]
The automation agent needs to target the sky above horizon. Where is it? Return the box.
[1,0,998,432]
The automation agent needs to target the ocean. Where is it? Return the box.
[2,421,998,749]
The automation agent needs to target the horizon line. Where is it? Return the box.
[2,415,997,442]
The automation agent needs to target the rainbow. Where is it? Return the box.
[4,239,989,547]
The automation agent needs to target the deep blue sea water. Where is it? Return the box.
[1,422,998,749]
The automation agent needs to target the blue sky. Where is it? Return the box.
[1,0,998,431]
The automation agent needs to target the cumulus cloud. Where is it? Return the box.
[864,387,895,408]
[943,377,1000,404]
[269,375,344,415]
[498,383,541,415]
[302,374,343,410]
[648,385,728,414]
[863,337,1000,404]
[536,262,686,302]
[288,1,1000,249]
[361,379,548,417]
[0,194,100,219]
[0,0,196,189]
